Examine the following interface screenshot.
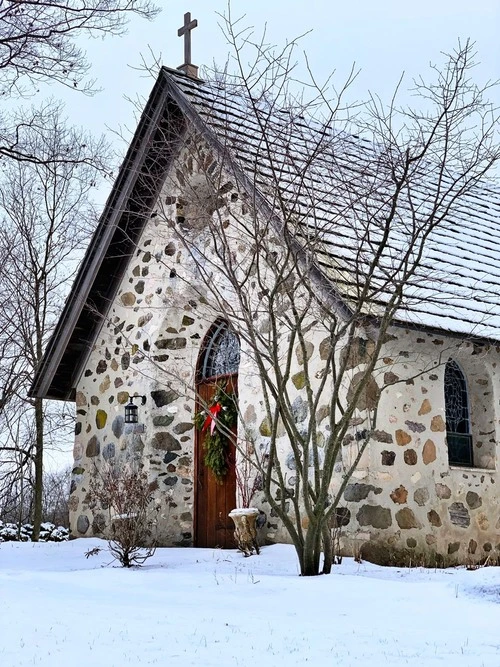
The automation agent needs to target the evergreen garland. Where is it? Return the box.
[194,383,238,482]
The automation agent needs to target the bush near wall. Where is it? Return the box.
[0,521,69,542]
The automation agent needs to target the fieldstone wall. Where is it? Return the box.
[70,138,239,546]
[218,322,500,563]
[333,331,500,564]
[69,132,500,565]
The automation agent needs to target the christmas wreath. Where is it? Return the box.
[194,383,238,482]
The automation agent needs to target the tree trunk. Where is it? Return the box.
[31,397,44,541]
[322,522,333,574]
[301,519,323,576]
[17,476,24,540]
[291,517,335,576]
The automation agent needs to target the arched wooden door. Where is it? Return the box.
[195,322,239,549]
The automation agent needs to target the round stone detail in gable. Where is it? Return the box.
[344,483,382,502]
[319,337,332,360]
[347,372,379,411]
[121,352,130,370]
[152,432,181,452]
[372,430,393,444]
[291,371,306,390]
[173,422,194,435]
[291,396,308,423]
[75,391,87,407]
[404,420,425,433]
[96,360,107,374]
[151,389,179,407]
[153,414,175,427]
[435,483,451,499]
[418,399,431,415]
[295,341,314,365]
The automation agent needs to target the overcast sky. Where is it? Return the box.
[53,1,499,165]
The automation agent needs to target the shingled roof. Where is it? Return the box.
[30,67,500,400]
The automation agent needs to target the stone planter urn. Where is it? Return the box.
[228,508,260,556]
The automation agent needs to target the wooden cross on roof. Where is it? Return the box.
[177,12,199,79]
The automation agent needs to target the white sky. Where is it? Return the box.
[54,0,499,170]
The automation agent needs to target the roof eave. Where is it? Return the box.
[29,69,198,400]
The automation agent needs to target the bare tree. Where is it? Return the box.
[0,102,108,539]
[42,467,71,527]
[0,1,160,537]
[0,466,71,529]
[0,0,159,94]
[151,27,499,575]
[89,463,158,567]
[0,0,159,166]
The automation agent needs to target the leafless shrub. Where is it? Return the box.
[89,463,158,567]
[235,441,262,509]
[85,546,103,559]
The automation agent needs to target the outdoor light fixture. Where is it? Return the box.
[124,395,146,424]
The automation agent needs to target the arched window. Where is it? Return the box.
[444,360,473,466]
[198,320,240,380]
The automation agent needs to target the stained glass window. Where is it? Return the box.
[200,321,240,379]
[444,360,473,466]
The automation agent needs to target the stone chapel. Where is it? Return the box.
[31,32,500,565]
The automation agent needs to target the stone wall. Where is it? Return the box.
[70,139,228,546]
[334,332,500,564]
[235,323,500,563]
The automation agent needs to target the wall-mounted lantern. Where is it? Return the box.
[124,395,147,424]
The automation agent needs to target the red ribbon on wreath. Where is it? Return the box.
[202,402,222,435]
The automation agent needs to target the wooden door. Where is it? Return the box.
[194,375,237,548]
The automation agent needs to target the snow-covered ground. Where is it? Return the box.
[2,540,500,666]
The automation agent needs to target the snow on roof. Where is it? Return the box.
[166,68,500,342]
